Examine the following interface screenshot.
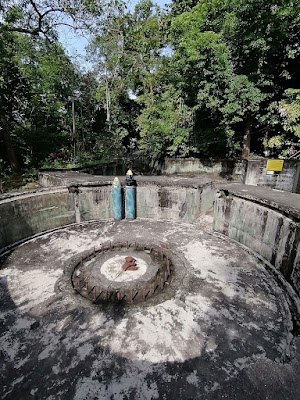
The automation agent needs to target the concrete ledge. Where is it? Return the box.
[217,183,300,219]
[39,170,216,188]
[214,184,300,296]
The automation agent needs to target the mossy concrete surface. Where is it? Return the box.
[214,184,300,297]
[1,219,300,399]
[0,188,75,251]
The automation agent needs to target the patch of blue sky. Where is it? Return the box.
[58,0,172,71]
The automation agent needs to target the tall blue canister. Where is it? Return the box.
[112,177,122,220]
[125,170,136,219]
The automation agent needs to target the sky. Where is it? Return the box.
[58,0,172,71]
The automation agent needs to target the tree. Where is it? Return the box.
[261,89,300,157]
[90,3,126,126]
[170,12,263,157]
[16,36,82,163]
[0,0,107,38]
[122,0,165,96]
[170,0,199,15]
[0,0,113,174]
[169,0,300,157]
[0,31,31,173]
[89,0,170,159]
[137,86,193,158]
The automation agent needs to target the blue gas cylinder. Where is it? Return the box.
[112,177,122,220]
[125,170,136,219]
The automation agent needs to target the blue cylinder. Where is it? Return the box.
[125,185,136,219]
[112,177,122,220]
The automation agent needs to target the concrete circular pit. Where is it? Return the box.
[67,243,175,304]
[0,173,300,400]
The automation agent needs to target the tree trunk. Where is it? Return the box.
[242,116,253,159]
[72,95,76,158]
[105,79,111,123]
[0,107,20,174]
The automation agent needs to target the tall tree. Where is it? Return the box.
[0,0,112,173]
[0,31,30,173]
[0,0,106,38]
[137,86,193,158]
[170,0,300,157]
[170,13,263,157]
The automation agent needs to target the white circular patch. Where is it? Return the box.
[100,255,148,282]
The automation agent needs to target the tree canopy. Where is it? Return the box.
[1,0,300,189]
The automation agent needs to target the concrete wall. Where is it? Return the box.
[0,188,76,251]
[2,179,300,302]
[40,157,242,177]
[136,183,214,223]
[39,173,66,188]
[78,186,112,221]
[0,182,215,252]
[162,158,241,176]
[76,183,215,224]
[95,157,242,176]
[245,159,300,192]
[214,191,300,296]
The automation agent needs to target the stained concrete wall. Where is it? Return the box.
[214,190,300,295]
[39,157,242,178]
[39,171,216,224]
[2,177,300,302]
[95,157,242,176]
[162,158,241,176]
[0,180,215,252]
[78,186,112,221]
[245,159,300,192]
[137,184,214,223]
[0,188,76,252]
[76,183,215,224]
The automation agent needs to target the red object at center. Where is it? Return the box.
[122,256,139,271]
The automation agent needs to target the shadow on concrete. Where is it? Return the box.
[0,211,35,255]
[1,271,300,400]
[1,221,300,400]
[220,159,236,180]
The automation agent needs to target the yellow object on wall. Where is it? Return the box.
[266,159,284,172]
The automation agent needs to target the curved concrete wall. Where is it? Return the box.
[2,178,299,301]
[0,180,215,253]
[76,183,214,224]
[0,188,76,251]
[39,171,215,224]
[214,186,300,296]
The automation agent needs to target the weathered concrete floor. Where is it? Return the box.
[1,219,300,399]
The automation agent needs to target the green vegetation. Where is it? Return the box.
[0,0,300,190]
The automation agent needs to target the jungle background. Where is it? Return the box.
[0,0,300,191]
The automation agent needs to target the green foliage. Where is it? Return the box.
[279,89,300,138]
[169,0,300,156]
[220,75,264,123]
[0,33,80,167]
[137,87,194,157]
[1,0,300,188]
[123,0,165,95]
[262,89,300,156]
[22,168,39,183]
[170,10,264,156]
